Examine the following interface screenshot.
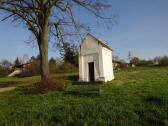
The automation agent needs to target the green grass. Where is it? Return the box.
[0,73,78,87]
[0,76,40,88]
[0,67,168,126]
[0,76,39,83]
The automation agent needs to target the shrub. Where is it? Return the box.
[22,60,40,77]
[56,62,78,73]
[0,66,11,76]
[35,78,65,93]
[0,59,12,76]
[130,57,152,66]
[49,58,57,74]
[159,56,168,66]
[136,60,153,66]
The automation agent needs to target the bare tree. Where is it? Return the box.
[113,55,119,61]
[0,0,113,84]
[21,54,30,64]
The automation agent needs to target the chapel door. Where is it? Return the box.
[88,62,95,82]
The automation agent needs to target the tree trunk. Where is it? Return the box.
[38,22,50,81]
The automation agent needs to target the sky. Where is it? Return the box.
[0,0,168,62]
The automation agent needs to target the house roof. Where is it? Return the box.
[86,33,113,51]
[13,63,31,68]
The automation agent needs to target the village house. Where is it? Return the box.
[8,63,31,77]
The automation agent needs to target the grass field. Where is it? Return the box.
[0,76,39,88]
[0,73,77,88]
[0,67,168,126]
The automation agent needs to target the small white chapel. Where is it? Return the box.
[78,33,114,82]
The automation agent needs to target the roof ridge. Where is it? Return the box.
[86,33,113,51]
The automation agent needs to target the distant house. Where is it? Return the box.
[14,63,31,69]
[113,60,122,70]
[78,33,114,82]
[8,63,31,77]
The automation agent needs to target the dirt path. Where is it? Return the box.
[0,86,16,93]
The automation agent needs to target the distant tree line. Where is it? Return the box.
[129,55,168,66]
[0,42,78,77]
[153,55,168,66]
[113,55,168,70]
[1,50,168,76]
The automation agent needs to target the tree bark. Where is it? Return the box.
[38,22,50,81]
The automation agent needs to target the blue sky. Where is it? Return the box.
[0,0,168,62]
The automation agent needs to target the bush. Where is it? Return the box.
[136,60,153,66]
[35,78,65,93]
[159,56,168,66]
[0,66,11,76]
[0,60,12,76]
[49,58,57,74]
[56,62,78,73]
[130,57,153,66]
[15,61,78,77]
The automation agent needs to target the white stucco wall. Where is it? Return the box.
[80,35,99,55]
[102,47,114,82]
[79,34,114,82]
[82,54,99,81]
[79,35,100,81]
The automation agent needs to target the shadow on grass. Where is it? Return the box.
[63,74,104,85]
[64,90,100,97]
[0,81,23,88]
[72,81,104,85]
[145,95,167,106]
[0,83,13,88]
[61,74,79,81]
[16,84,102,97]
[16,85,37,95]
[65,83,104,97]
[14,77,105,98]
